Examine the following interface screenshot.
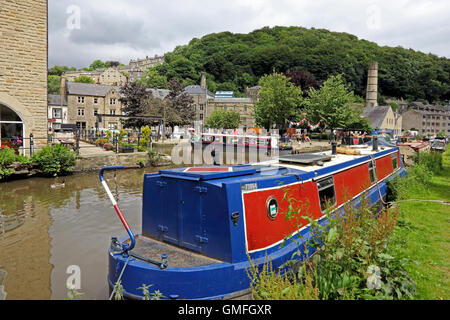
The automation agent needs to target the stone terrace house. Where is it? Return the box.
[62,67,128,86]
[63,82,124,131]
[0,0,48,153]
[362,105,403,137]
[47,94,68,131]
[402,102,450,136]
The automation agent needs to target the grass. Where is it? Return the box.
[392,147,450,300]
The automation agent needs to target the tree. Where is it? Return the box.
[136,67,168,88]
[73,75,95,84]
[48,75,61,94]
[163,79,195,130]
[205,109,241,129]
[253,72,304,129]
[284,69,321,95]
[89,59,110,70]
[119,82,153,129]
[305,74,355,138]
[48,65,76,76]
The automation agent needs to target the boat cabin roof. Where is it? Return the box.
[157,145,398,183]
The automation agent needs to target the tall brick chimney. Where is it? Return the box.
[200,72,206,89]
[365,61,378,107]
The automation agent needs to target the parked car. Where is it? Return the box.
[430,136,447,153]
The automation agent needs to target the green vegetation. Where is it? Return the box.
[155,26,449,103]
[31,144,76,176]
[0,147,31,180]
[253,72,303,129]
[205,109,241,129]
[389,149,450,299]
[48,75,61,94]
[248,148,449,300]
[73,75,95,84]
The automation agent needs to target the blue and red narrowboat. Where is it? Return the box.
[101,144,406,300]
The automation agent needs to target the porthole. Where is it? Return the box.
[266,196,278,220]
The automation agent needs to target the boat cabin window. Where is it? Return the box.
[391,153,398,170]
[369,160,377,184]
[317,176,336,211]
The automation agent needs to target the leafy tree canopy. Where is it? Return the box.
[73,75,95,84]
[205,109,241,129]
[154,26,450,103]
[253,72,304,129]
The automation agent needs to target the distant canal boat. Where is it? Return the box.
[101,144,406,300]
[191,133,293,154]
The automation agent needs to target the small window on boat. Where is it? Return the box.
[391,153,398,170]
[317,176,336,211]
[369,160,377,184]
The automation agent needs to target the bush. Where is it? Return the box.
[139,126,152,152]
[0,147,31,180]
[413,151,442,175]
[248,190,416,300]
[148,148,160,166]
[31,144,76,176]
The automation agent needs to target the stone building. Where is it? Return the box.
[402,102,450,136]
[62,67,128,86]
[362,105,402,137]
[184,74,257,129]
[63,82,124,131]
[47,94,68,131]
[0,0,48,154]
[127,55,165,82]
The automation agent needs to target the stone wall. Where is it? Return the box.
[0,0,48,150]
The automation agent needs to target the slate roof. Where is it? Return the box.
[66,82,122,97]
[47,94,67,106]
[184,85,214,97]
[147,88,170,99]
[362,106,391,129]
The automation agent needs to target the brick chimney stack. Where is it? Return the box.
[365,61,378,107]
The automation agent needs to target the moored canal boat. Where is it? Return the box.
[101,143,406,300]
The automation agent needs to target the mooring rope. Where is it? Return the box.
[109,255,132,300]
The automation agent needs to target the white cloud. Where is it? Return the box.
[48,0,450,68]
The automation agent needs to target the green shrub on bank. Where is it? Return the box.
[248,191,416,300]
[0,147,31,180]
[414,151,443,175]
[31,144,76,176]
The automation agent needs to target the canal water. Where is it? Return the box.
[0,146,279,300]
[0,168,159,300]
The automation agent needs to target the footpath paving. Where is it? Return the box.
[77,141,116,157]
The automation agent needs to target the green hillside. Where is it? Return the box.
[155,26,450,103]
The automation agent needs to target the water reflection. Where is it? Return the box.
[0,167,160,300]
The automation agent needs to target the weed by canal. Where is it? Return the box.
[247,187,416,300]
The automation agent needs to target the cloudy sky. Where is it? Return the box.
[48,0,450,68]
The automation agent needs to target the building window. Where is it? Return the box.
[199,114,203,120]
[108,122,118,130]
[77,108,85,116]
[94,109,98,116]
[93,97,98,104]
[110,98,116,105]
[52,108,62,119]
[110,109,116,115]
[78,96,84,104]
[193,104,196,111]
[317,176,336,211]
[200,104,204,111]
[369,160,377,184]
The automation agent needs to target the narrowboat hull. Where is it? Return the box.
[106,147,406,300]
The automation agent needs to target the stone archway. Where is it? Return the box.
[0,93,33,154]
